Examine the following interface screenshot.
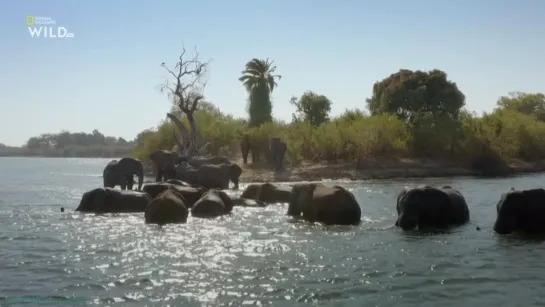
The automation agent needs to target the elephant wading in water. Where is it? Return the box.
[395,185,470,231]
[191,189,234,218]
[269,137,287,171]
[241,182,292,203]
[287,183,361,225]
[186,156,231,168]
[493,188,545,235]
[145,188,189,225]
[76,187,152,213]
[103,157,144,190]
[149,150,185,182]
[176,162,242,190]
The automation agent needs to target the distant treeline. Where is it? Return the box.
[0,129,135,158]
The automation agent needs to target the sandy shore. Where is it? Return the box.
[142,157,545,184]
[237,158,545,183]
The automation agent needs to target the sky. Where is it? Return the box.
[0,0,544,146]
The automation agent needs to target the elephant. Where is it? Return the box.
[231,197,268,207]
[395,185,470,230]
[76,187,152,213]
[103,157,144,190]
[240,183,292,203]
[144,188,189,225]
[493,188,545,235]
[176,162,242,190]
[240,134,259,164]
[269,137,287,171]
[186,156,231,168]
[287,183,361,225]
[149,149,185,182]
[191,189,233,218]
[175,162,199,184]
[142,182,206,208]
[164,178,191,187]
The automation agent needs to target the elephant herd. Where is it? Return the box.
[94,154,545,235]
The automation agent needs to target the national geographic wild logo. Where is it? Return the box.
[26,15,75,39]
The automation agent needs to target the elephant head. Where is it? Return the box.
[395,186,452,230]
[493,190,525,234]
[287,183,317,217]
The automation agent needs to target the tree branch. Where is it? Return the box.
[160,44,210,157]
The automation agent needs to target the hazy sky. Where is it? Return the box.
[1,0,544,146]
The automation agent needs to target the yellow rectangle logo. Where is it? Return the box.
[26,15,34,26]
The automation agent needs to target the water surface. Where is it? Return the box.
[1,157,544,306]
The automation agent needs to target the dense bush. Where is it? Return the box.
[131,104,545,168]
[134,64,545,170]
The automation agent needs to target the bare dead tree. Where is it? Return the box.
[160,45,211,157]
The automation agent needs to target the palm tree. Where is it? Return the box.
[239,58,281,93]
[239,58,281,126]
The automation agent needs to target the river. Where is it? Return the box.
[0,157,544,306]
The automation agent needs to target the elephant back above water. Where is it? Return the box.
[240,182,292,203]
[493,188,545,235]
[142,182,206,208]
[395,185,470,230]
[145,188,189,225]
[191,189,233,218]
[76,187,152,213]
[287,183,361,225]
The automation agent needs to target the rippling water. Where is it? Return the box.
[1,157,545,306]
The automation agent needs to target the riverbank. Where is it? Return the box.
[236,158,545,183]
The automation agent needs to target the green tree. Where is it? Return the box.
[496,91,545,121]
[239,58,281,126]
[366,69,465,121]
[290,91,332,126]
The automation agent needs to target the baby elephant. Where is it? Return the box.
[494,188,545,235]
[395,185,470,230]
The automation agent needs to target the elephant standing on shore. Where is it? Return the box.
[103,157,144,190]
[149,150,185,182]
[240,134,259,164]
[76,187,152,213]
[395,185,470,230]
[269,137,287,171]
[287,183,361,225]
[493,188,545,235]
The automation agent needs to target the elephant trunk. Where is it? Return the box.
[493,217,517,234]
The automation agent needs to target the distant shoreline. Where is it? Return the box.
[5,156,545,182]
[235,158,545,183]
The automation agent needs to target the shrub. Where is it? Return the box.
[132,104,545,168]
